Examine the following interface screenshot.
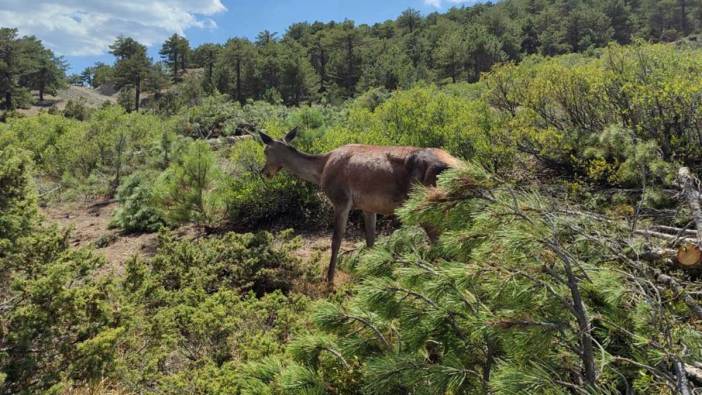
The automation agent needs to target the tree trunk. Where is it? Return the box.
[236,58,243,105]
[319,48,327,93]
[680,0,689,34]
[174,54,179,82]
[134,76,141,112]
[5,90,11,110]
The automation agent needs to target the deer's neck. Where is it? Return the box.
[280,148,328,186]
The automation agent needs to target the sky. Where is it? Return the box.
[0,0,476,74]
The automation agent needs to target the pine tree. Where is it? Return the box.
[521,18,540,54]
[110,36,151,112]
[192,43,221,92]
[278,41,318,105]
[328,21,363,97]
[434,29,467,83]
[23,48,66,102]
[397,8,422,34]
[215,38,257,104]
[272,165,702,393]
[159,33,190,82]
[0,28,37,109]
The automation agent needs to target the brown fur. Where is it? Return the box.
[260,129,461,285]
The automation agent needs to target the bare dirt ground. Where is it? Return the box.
[41,200,361,287]
[41,201,159,276]
[18,86,117,116]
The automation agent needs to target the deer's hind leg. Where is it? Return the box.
[363,211,377,247]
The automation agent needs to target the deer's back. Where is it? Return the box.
[320,144,460,214]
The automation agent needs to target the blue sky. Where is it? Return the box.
[0,0,475,74]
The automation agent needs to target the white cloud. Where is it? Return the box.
[424,0,475,8]
[0,0,227,56]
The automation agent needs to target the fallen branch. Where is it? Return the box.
[684,363,702,384]
[633,229,697,244]
[650,225,698,238]
[207,135,253,149]
[677,167,702,246]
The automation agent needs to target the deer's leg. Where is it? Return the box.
[327,201,351,285]
[363,211,377,247]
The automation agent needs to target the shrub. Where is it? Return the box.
[174,94,243,138]
[110,171,165,233]
[114,230,316,392]
[153,140,225,227]
[0,147,122,393]
[0,145,37,258]
[223,138,330,229]
[485,43,702,183]
[1,106,170,199]
[272,166,702,393]
[62,98,91,120]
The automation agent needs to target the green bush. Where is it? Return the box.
[0,147,122,394]
[223,138,330,229]
[1,106,171,200]
[268,166,702,393]
[0,145,37,259]
[486,43,702,184]
[113,230,316,392]
[110,171,165,233]
[62,98,91,120]
[153,140,225,227]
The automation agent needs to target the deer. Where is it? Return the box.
[258,127,462,285]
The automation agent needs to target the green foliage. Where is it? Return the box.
[62,98,92,120]
[2,106,171,199]
[0,149,123,394]
[153,140,224,227]
[284,166,702,393]
[0,149,319,393]
[0,28,66,109]
[110,171,165,233]
[223,138,330,229]
[486,43,702,183]
[109,35,151,111]
[126,229,311,298]
[0,145,37,258]
[113,230,315,393]
[159,33,190,82]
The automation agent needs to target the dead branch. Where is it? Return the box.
[207,134,252,149]
[650,225,697,237]
[677,167,702,246]
[633,229,697,244]
[684,363,702,384]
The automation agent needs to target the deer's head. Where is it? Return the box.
[259,127,299,179]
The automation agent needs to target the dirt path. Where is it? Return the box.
[41,201,362,287]
[41,202,159,276]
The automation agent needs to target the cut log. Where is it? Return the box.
[677,243,702,268]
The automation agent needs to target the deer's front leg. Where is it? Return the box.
[363,211,376,247]
[327,201,351,285]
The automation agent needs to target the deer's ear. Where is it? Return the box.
[283,127,299,144]
[259,131,274,145]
